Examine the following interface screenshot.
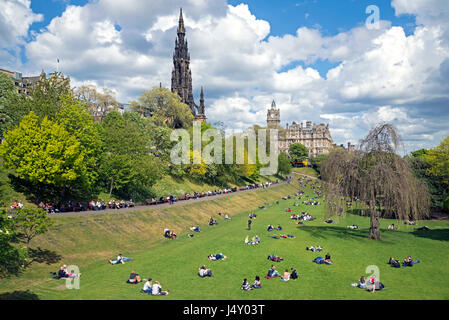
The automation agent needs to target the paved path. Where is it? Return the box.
[50,177,294,217]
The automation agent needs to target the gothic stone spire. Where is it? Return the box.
[171,8,196,115]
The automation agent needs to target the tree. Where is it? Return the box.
[289,143,308,162]
[0,210,27,278]
[130,86,194,129]
[99,111,161,200]
[74,85,119,122]
[28,72,72,120]
[321,124,429,240]
[10,208,54,250]
[0,112,86,202]
[309,153,328,175]
[277,152,292,176]
[0,73,29,138]
[424,135,449,187]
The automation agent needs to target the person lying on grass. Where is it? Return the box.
[347,225,358,230]
[152,280,169,295]
[208,253,227,260]
[306,246,323,252]
[266,265,281,278]
[281,269,290,282]
[267,253,284,262]
[388,257,401,268]
[323,219,335,224]
[403,256,420,267]
[109,254,132,265]
[252,276,262,288]
[198,265,214,277]
[190,226,200,232]
[241,278,252,291]
[127,270,141,284]
[141,278,152,294]
[417,226,430,231]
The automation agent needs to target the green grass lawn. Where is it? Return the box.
[292,167,319,178]
[1,179,449,300]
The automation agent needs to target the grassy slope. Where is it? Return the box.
[1,177,449,300]
[292,167,319,178]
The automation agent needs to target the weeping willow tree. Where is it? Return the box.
[321,124,429,240]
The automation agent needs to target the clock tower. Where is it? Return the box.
[267,100,280,128]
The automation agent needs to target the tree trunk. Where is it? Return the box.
[369,201,381,240]
[109,177,114,197]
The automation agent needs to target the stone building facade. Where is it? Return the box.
[267,100,334,157]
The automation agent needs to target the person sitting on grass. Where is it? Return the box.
[347,225,358,230]
[225,214,231,220]
[51,266,70,279]
[241,278,252,291]
[388,224,396,230]
[403,256,420,267]
[209,217,218,226]
[290,268,298,280]
[141,278,152,294]
[389,257,401,268]
[152,280,169,295]
[277,224,282,231]
[252,276,262,289]
[127,270,142,284]
[324,252,333,264]
[198,265,214,277]
[267,224,274,231]
[266,265,281,278]
[208,253,227,261]
[190,226,200,232]
[281,269,290,281]
[358,276,366,289]
[164,229,171,238]
[366,275,385,293]
[170,231,177,239]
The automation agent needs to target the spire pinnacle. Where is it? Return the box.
[271,100,276,109]
[177,8,185,34]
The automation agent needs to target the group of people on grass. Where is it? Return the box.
[245,235,261,245]
[388,256,420,268]
[51,265,81,279]
[163,229,177,239]
[264,265,298,281]
[10,200,24,210]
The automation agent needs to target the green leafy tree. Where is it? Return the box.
[424,135,449,187]
[130,86,194,129]
[289,143,308,162]
[0,210,27,278]
[0,112,86,202]
[10,208,54,250]
[0,73,29,138]
[28,72,71,120]
[277,152,292,176]
[309,153,329,175]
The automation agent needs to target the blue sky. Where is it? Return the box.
[1,0,448,152]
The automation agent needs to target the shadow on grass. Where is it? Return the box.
[411,229,449,242]
[28,247,62,265]
[299,225,369,240]
[0,290,39,300]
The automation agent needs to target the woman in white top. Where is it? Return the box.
[141,279,152,294]
[151,280,169,295]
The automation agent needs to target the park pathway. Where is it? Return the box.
[50,176,295,217]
